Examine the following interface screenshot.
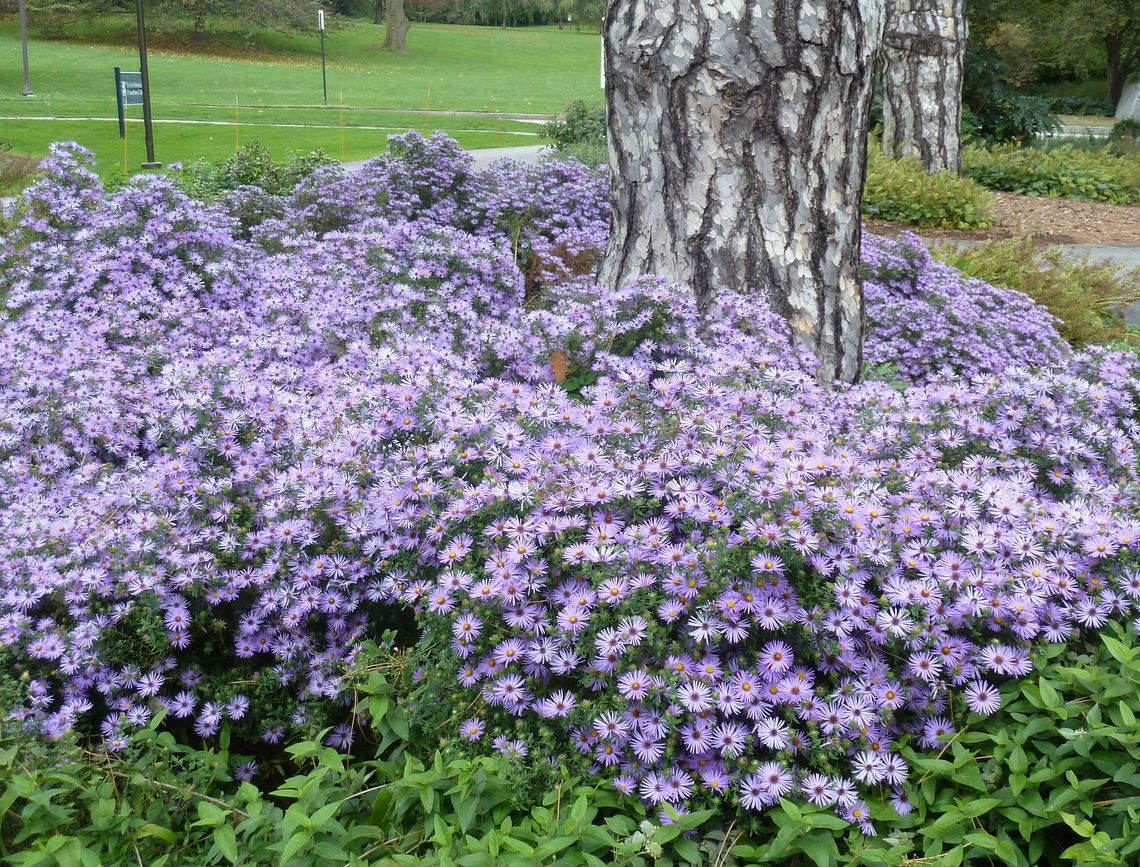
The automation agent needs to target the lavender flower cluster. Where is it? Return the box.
[2,138,1138,833]
[862,232,1070,385]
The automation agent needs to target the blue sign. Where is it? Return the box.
[115,67,144,139]
[118,71,144,106]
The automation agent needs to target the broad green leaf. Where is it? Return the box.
[962,798,1002,818]
[213,824,238,864]
[1102,635,1134,665]
[673,839,703,865]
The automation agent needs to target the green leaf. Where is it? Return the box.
[1102,634,1134,665]
[962,798,1003,818]
[795,831,839,867]
[213,824,238,864]
[194,801,227,828]
[309,801,340,828]
[280,829,313,864]
[1060,812,1095,838]
[673,839,703,865]
[1119,702,1137,728]
[137,823,177,844]
[1008,745,1028,775]
[533,837,577,860]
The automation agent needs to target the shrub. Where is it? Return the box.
[863,146,995,228]
[177,141,335,200]
[553,140,609,169]
[932,239,1140,349]
[1108,119,1140,157]
[0,140,40,197]
[1045,95,1117,117]
[962,46,1060,143]
[962,143,1140,204]
[4,138,1140,840]
[540,100,606,151]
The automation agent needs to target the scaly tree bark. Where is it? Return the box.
[881,0,968,174]
[382,0,411,52]
[600,0,885,385]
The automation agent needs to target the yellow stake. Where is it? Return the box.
[424,89,430,138]
[339,94,345,161]
[235,95,241,151]
[492,96,499,146]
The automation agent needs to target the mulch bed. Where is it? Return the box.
[867,192,1140,246]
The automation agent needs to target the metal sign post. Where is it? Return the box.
[115,68,144,138]
[134,0,161,167]
[319,10,328,106]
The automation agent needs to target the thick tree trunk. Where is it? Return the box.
[881,0,967,174]
[600,0,884,386]
[1107,33,1125,107]
[382,0,411,52]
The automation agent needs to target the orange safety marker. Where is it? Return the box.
[551,350,569,382]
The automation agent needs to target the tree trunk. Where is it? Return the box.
[600,0,885,386]
[382,0,411,52]
[374,0,384,25]
[1107,32,1124,107]
[881,0,967,174]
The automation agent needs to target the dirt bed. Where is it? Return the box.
[867,191,1140,245]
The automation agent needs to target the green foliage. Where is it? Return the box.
[962,45,1061,143]
[863,146,995,229]
[962,142,1140,203]
[11,625,1140,864]
[932,239,1140,349]
[553,140,609,169]
[0,140,40,197]
[541,100,606,151]
[1047,96,1117,117]
[889,623,1140,866]
[1108,119,1140,155]
[178,142,335,199]
[0,651,720,866]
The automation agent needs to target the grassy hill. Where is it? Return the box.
[0,16,602,176]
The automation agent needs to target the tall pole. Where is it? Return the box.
[135,0,161,167]
[18,0,33,97]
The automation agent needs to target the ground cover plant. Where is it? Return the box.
[962,142,1140,204]
[863,146,995,228]
[2,136,1140,862]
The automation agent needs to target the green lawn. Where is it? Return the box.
[0,15,602,175]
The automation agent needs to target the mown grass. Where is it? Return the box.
[0,15,600,174]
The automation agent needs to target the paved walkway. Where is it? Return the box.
[341,143,548,173]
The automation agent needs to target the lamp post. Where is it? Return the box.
[319,9,328,106]
[135,0,161,167]
[18,0,33,96]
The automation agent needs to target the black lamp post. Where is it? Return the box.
[18,0,33,97]
[135,0,161,167]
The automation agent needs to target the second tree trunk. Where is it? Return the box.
[881,0,967,174]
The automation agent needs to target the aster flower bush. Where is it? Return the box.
[862,232,1070,386]
[1,137,1139,839]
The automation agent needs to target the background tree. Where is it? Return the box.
[979,0,1139,107]
[600,0,885,385]
[380,0,410,50]
[881,0,967,174]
